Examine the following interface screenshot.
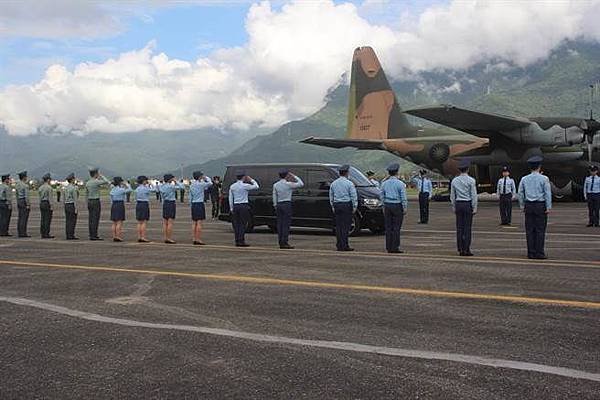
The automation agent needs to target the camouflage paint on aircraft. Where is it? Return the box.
[302,46,486,176]
[301,47,599,199]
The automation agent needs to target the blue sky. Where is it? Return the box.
[0,0,441,87]
[4,0,591,136]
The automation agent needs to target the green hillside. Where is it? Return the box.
[3,40,600,180]
[185,41,600,178]
[0,127,266,179]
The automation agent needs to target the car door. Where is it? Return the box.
[245,167,275,221]
[303,167,336,227]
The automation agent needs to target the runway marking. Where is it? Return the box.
[1,260,600,309]
[1,296,599,383]
[123,242,600,268]
[1,234,600,268]
[1,237,599,268]
[401,229,600,238]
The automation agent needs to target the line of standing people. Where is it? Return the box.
[0,159,596,260]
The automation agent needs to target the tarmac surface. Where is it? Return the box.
[0,198,599,399]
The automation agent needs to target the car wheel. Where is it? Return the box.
[369,226,385,235]
[245,217,255,233]
[349,214,362,236]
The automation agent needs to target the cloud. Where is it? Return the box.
[2,0,600,135]
[0,0,124,39]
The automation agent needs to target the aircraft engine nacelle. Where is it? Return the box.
[504,125,584,146]
[563,126,585,146]
[428,143,450,163]
[549,176,585,201]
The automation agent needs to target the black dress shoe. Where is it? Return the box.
[66,237,79,240]
[535,255,548,260]
[279,244,294,249]
[41,235,55,239]
[587,224,594,227]
[461,252,474,256]
[164,239,176,244]
[193,241,206,246]
[388,249,404,254]
[138,238,150,243]
[342,247,354,252]
[90,237,103,241]
[18,235,31,238]
[236,243,250,247]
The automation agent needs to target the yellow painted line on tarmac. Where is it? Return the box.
[2,236,599,269]
[1,259,599,310]
[123,241,600,268]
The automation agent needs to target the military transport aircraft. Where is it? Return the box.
[301,46,600,199]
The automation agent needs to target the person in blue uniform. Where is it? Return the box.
[15,171,30,238]
[189,171,213,245]
[109,177,132,242]
[497,166,516,225]
[329,164,358,252]
[228,171,259,247]
[272,170,304,249]
[584,165,600,227]
[414,169,433,224]
[518,155,552,259]
[135,176,156,243]
[160,174,185,244]
[0,174,12,237]
[366,171,380,188]
[451,160,477,256]
[379,163,407,253]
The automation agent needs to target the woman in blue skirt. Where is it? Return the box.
[110,177,132,242]
[189,171,213,245]
[159,174,185,244]
[134,176,156,243]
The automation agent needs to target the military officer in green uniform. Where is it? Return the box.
[85,168,110,240]
[0,174,12,236]
[38,173,54,238]
[15,171,30,238]
[64,173,79,240]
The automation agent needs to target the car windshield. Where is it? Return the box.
[348,167,374,187]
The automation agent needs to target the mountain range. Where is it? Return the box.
[183,40,600,178]
[0,127,265,179]
[1,40,599,180]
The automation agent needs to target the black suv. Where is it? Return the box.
[219,163,384,235]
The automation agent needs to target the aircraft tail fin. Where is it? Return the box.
[346,47,413,140]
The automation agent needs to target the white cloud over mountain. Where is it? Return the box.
[1,0,600,135]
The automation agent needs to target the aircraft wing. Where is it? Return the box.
[300,137,385,150]
[404,105,531,137]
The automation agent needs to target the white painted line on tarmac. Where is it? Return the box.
[1,296,599,383]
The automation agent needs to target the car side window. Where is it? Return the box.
[307,169,334,191]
